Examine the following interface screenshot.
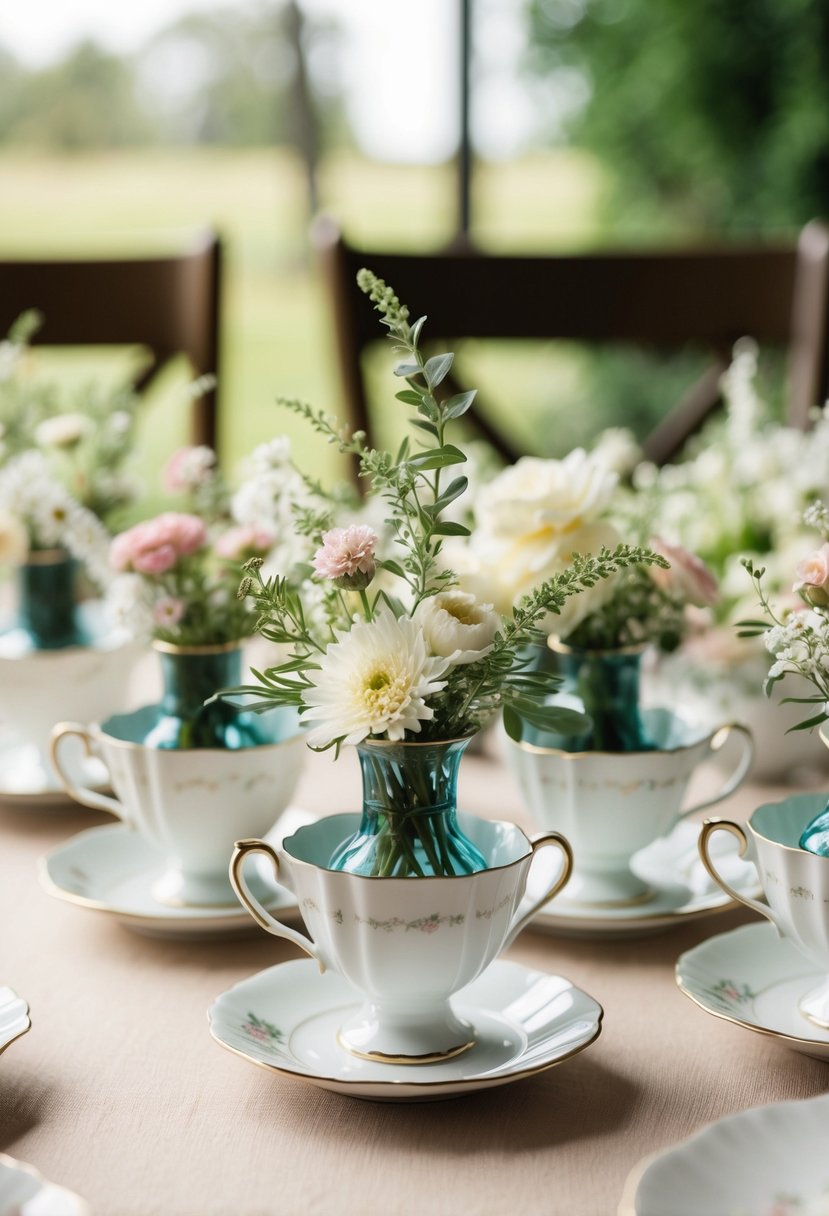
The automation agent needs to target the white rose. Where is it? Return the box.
[0,509,28,564]
[414,590,501,665]
[474,449,617,541]
[35,412,91,449]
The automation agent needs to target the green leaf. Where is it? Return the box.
[411,419,439,437]
[430,475,468,512]
[407,444,467,471]
[378,559,407,578]
[503,704,523,742]
[786,712,828,732]
[430,520,471,536]
[423,352,454,388]
[442,389,476,419]
[395,389,424,406]
[394,361,421,377]
[515,702,591,735]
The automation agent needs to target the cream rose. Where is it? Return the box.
[414,590,501,665]
[473,449,617,542]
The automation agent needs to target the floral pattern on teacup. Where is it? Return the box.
[704,978,756,1013]
[241,1012,284,1047]
[354,912,465,934]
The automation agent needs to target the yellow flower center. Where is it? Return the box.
[360,665,408,716]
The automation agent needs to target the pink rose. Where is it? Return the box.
[312,525,378,590]
[649,538,719,608]
[215,525,274,561]
[794,544,829,607]
[110,512,207,575]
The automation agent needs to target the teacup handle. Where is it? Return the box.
[49,722,125,818]
[698,818,781,926]
[504,831,574,947]
[229,839,327,972]
[676,722,754,821]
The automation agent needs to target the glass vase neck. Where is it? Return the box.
[144,642,268,750]
[16,551,88,650]
[329,736,487,878]
[554,644,655,753]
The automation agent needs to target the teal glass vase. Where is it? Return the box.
[142,642,270,750]
[551,641,656,753]
[799,729,829,853]
[329,737,488,877]
[16,550,89,650]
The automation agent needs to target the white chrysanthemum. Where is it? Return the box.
[414,590,500,665]
[302,610,449,747]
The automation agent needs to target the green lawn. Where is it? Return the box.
[0,146,606,493]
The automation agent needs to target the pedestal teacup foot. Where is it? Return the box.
[337,999,476,1065]
[558,866,654,909]
[798,977,829,1029]
[151,866,272,910]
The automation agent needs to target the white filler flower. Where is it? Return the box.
[302,609,449,747]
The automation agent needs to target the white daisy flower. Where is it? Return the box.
[302,609,450,748]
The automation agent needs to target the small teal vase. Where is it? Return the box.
[142,642,270,750]
[551,641,656,753]
[799,728,829,853]
[329,736,488,877]
[16,550,90,650]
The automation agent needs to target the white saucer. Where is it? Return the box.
[208,957,603,1102]
[39,809,311,940]
[527,820,761,939]
[0,1152,89,1216]
[677,921,829,1061]
[0,727,109,808]
[0,986,30,1056]
[619,1091,829,1216]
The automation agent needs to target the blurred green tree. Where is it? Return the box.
[528,0,829,234]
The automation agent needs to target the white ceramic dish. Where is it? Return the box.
[0,727,108,808]
[619,1091,829,1216]
[208,957,603,1102]
[676,921,829,1061]
[39,809,313,940]
[527,820,760,939]
[0,1153,89,1216]
[0,987,30,1056]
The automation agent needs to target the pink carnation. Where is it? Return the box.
[215,525,275,561]
[110,512,207,576]
[649,538,719,608]
[312,525,378,590]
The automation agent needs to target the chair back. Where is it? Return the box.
[0,228,223,450]
[313,215,829,468]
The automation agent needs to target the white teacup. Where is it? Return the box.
[0,624,141,791]
[700,793,829,1029]
[230,813,572,1064]
[50,705,306,908]
[504,709,753,907]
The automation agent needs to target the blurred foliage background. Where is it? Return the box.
[0,0,825,491]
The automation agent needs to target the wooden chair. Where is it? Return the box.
[312,215,829,469]
[0,228,223,451]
